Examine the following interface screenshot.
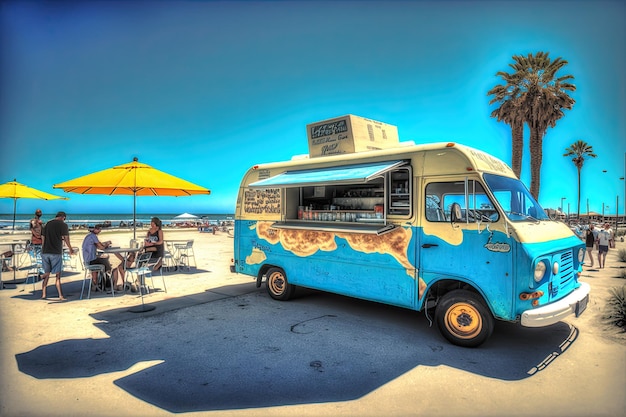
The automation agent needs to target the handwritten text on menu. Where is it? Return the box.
[244,188,281,214]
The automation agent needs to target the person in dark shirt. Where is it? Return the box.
[40,211,75,300]
[584,224,597,268]
[143,217,164,270]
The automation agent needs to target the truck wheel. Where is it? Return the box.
[266,267,295,301]
[435,289,494,347]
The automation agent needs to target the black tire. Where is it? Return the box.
[265,267,295,301]
[435,289,494,347]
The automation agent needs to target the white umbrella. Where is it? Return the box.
[174,213,199,220]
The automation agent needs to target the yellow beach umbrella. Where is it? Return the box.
[53,158,211,238]
[0,179,68,231]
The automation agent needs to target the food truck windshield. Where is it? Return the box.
[483,173,550,222]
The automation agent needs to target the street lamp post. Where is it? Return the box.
[617,195,620,233]
[602,203,605,222]
[567,203,570,221]
[560,197,566,222]
[615,175,626,235]
[604,205,610,223]
[603,163,626,233]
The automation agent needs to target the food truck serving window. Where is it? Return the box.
[248,160,406,188]
[249,160,408,235]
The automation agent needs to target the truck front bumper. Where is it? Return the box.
[521,282,590,327]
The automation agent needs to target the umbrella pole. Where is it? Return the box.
[133,192,136,240]
[12,198,16,233]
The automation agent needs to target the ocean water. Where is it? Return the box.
[0,213,234,230]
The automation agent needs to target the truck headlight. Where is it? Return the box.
[578,248,584,262]
[534,261,547,282]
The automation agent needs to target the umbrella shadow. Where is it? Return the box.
[15,285,578,413]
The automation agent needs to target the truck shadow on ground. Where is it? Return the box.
[16,284,577,413]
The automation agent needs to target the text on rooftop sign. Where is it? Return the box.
[310,119,348,139]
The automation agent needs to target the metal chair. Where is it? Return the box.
[125,252,153,295]
[0,254,11,290]
[174,240,196,270]
[22,247,43,292]
[63,248,81,271]
[145,256,166,293]
[12,242,28,270]
[81,263,107,300]
[163,243,176,272]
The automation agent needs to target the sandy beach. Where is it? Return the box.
[0,227,624,417]
[1,225,242,309]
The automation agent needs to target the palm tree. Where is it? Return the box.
[524,52,576,200]
[564,140,597,220]
[487,79,526,179]
[488,52,576,200]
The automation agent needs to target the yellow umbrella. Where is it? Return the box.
[53,157,211,238]
[0,179,68,231]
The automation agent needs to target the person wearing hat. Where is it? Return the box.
[40,211,75,300]
[29,209,43,248]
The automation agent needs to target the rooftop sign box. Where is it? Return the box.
[306,115,399,158]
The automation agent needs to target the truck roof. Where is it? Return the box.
[245,142,516,180]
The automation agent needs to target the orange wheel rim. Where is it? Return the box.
[444,302,482,339]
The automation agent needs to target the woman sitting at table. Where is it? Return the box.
[143,216,164,270]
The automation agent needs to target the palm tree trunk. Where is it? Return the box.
[511,120,524,179]
[577,166,581,220]
[529,127,544,200]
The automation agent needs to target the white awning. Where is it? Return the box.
[249,160,406,188]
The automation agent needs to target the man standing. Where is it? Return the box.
[597,222,614,269]
[41,211,74,300]
[30,209,43,249]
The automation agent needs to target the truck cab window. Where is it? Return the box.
[483,173,549,221]
[425,180,498,223]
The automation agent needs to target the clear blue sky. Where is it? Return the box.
[1,0,624,217]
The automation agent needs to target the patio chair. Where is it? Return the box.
[125,252,153,295]
[81,264,107,300]
[63,247,81,271]
[22,247,43,292]
[0,253,11,290]
[13,241,29,270]
[162,245,176,272]
[174,240,196,271]
[145,256,167,293]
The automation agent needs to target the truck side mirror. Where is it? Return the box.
[450,203,462,223]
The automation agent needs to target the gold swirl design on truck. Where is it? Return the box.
[251,221,429,299]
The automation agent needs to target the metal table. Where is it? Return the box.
[0,239,27,283]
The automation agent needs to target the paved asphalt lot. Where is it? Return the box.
[0,232,624,417]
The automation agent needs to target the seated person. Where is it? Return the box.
[143,216,164,270]
[81,224,125,291]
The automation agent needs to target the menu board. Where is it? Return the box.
[243,188,281,216]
